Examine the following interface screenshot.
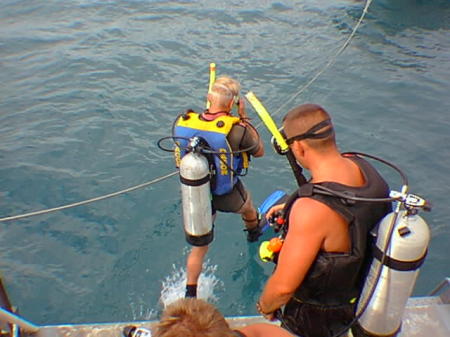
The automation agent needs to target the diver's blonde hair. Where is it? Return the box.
[154,298,236,337]
[208,76,240,109]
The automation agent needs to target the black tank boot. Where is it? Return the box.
[185,284,197,298]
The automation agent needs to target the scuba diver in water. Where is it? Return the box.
[173,76,264,298]
[256,104,392,337]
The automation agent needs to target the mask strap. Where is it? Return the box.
[285,119,333,145]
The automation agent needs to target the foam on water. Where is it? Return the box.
[128,300,157,321]
[160,261,224,308]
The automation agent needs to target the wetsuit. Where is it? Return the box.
[279,155,392,337]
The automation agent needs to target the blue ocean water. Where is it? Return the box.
[1,0,449,325]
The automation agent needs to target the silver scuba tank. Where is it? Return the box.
[356,210,430,336]
[179,150,213,246]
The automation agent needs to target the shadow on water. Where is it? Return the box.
[369,0,450,32]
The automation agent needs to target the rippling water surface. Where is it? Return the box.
[1,0,449,325]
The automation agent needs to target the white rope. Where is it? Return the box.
[254,0,373,128]
[1,1,372,223]
[0,171,178,222]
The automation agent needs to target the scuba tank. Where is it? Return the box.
[242,89,433,336]
[179,137,213,246]
[355,204,430,337]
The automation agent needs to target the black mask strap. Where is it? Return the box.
[285,119,333,145]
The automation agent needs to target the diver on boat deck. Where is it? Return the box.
[256,104,392,337]
[153,298,294,337]
[173,76,264,298]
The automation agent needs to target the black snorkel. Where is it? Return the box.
[278,117,335,187]
[271,134,308,187]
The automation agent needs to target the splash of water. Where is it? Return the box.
[128,300,157,321]
[127,288,159,321]
[159,260,224,308]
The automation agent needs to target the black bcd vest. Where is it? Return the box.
[282,155,392,306]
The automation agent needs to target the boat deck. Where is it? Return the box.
[2,278,449,337]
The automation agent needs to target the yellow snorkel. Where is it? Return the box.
[245,91,289,153]
[206,62,216,109]
[245,91,307,187]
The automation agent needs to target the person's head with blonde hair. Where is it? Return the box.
[154,298,235,337]
[207,76,240,111]
[154,298,294,337]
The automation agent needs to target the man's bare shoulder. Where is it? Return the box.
[290,197,350,252]
[291,197,337,219]
[289,198,340,233]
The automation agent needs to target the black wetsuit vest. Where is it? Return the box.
[280,155,392,337]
